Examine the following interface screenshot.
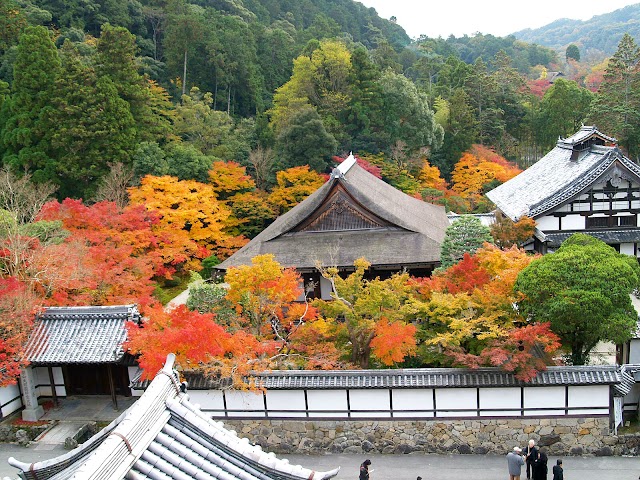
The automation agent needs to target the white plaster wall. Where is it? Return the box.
[524,386,565,416]
[435,388,476,417]
[629,339,640,364]
[620,243,636,256]
[588,341,617,365]
[129,366,144,397]
[266,390,306,418]
[349,389,390,418]
[561,215,585,230]
[33,366,65,397]
[225,390,265,418]
[187,390,225,416]
[392,389,434,418]
[478,388,520,417]
[306,390,347,418]
[0,383,22,417]
[568,386,609,415]
[536,216,559,231]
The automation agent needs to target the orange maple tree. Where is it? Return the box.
[37,199,159,304]
[490,211,537,248]
[450,144,521,211]
[0,277,37,385]
[315,258,417,368]
[125,303,271,384]
[224,254,318,366]
[209,161,256,201]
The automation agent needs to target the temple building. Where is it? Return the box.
[487,126,640,255]
[217,154,449,299]
[19,305,140,420]
[8,354,340,480]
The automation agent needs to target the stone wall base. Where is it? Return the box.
[222,418,640,456]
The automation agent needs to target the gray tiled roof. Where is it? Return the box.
[23,305,140,365]
[169,365,622,391]
[8,354,340,480]
[558,125,616,146]
[217,157,449,270]
[486,127,639,221]
[543,229,640,248]
[615,364,639,396]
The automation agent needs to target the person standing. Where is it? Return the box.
[359,459,371,480]
[507,446,525,480]
[533,450,548,480]
[524,439,538,479]
[552,459,563,480]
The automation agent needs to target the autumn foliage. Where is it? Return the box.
[412,244,560,381]
[267,166,326,214]
[0,277,36,385]
[125,303,271,384]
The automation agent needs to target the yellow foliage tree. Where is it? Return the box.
[268,166,325,214]
[128,175,247,260]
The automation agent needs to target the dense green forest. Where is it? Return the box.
[514,4,640,60]
[1,0,640,203]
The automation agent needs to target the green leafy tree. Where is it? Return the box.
[431,88,478,179]
[377,70,444,155]
[588,33,640,157]
[0,0,27,53]
[275,107,337,172]
[172,88,252,162]
[566,44,580,62]
[164,143,216,183]
[514,234,640,365]
[440,215,493,269]
[465,58,503,147]
[133,142,169,180]
[538,78,594,149]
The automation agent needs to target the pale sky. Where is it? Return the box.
[358,0,640,39]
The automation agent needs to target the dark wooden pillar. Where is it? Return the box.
[107,364,118,410]
[47,366,58,407]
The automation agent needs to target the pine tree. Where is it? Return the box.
[1,26,60,184]
[51,42,136,198]
[588,33,640,158]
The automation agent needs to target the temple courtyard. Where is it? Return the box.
[0,445,636,479]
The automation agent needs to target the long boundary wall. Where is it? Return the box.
[222,417,640,456]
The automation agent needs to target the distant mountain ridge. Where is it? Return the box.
[512,3,640,58]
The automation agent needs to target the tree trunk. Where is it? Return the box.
[182,49,187,96]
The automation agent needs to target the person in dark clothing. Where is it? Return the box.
[524,439,538,479]
[533,450,548,480]
[552,459,563,480]
[359,459,371,480]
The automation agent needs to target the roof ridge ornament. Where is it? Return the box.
[331,152,356,179]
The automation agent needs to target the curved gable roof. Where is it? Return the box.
[218,159,449,270]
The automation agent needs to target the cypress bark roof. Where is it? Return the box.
[486,126,640,221]
[23,305,141,365]
[218,156,449,270]
[8,354,340,480]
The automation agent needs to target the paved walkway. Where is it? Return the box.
[40,395,136,422]
[0,449,637,479]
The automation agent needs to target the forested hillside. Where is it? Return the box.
[2,0,639,203]
[3,0,640,379]
[513,3,640,59]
